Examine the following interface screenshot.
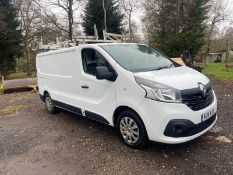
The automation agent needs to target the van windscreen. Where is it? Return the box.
[101,44,177,73]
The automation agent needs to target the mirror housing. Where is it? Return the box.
[96,66,117,81]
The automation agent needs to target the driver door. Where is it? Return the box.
[79,48,116,124]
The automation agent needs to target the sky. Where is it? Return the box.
[219,0,233,31]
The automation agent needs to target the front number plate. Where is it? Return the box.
[201,108,215,122]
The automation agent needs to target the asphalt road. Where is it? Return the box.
[0,78,232,175]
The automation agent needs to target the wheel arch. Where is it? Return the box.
[43,90,49,96]
[113,106,145,127]
[39,90,49,102]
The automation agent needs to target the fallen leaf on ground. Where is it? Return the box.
[1,105,25,115]
[215,136,232,143]
[163,153,169,159]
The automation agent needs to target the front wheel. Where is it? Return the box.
[117,110,148,148]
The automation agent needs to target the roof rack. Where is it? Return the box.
[38,25,127,52]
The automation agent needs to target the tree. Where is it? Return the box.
[129,21,142,42]
[119,0,139,41]
[222,27,233,63]
[83,0,124,39]
[35,0,83,41]
[144,0,210,58]
[0,0,22,77]
[14,0,40,75]
[205,0,228,64]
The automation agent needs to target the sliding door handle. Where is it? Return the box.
[81,85,89,89]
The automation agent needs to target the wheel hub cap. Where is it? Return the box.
[120,117,139,144]
[46,97,52,111]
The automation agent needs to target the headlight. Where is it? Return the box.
[135,76,182,103]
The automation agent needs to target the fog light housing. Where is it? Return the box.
[164,119,195,137]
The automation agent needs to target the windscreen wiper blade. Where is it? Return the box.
[156,64,174,70]
[155,66,169,70]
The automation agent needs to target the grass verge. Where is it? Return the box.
[197,62,233,81]
[7,72,36,80]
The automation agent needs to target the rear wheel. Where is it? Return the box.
[117,110,148,148]
[44,93,56,114]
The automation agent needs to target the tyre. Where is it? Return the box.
[44,93,56,114]
[117,110,148,148]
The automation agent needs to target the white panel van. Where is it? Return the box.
[36,43,217,148]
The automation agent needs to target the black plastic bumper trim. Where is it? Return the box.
[164,114,217,138]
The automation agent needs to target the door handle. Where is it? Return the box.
[81,85,89,89]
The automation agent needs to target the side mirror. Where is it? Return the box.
[96,66,117,81]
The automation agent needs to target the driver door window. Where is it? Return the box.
[82,48,110,76]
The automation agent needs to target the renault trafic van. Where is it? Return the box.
[36,43,217,148]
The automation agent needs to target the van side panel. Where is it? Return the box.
[37,50,78,105]
[38,51,76,76]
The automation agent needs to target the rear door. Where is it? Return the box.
[78,47,117,125]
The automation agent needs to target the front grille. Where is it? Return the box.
[182,89,214,111]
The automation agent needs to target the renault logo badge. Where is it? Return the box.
[198,83,207,98]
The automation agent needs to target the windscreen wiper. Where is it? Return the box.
[155,64,173,70]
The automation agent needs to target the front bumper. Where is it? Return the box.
[136,91,218,144]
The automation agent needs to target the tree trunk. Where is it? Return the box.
[226,39,229,64]
[68,0,73,41]
[205,23,214,65]
[129,10,132,41]
[102,0,107,32]
[205,15,221,65]
[68,16,73,41]
[25,41,31,76]
[1,69,7,78]
[175,0,181,34]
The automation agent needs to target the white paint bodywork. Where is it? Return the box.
[36,43,218,144]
